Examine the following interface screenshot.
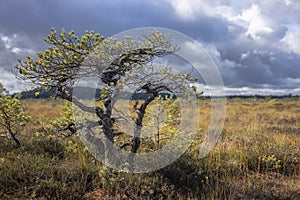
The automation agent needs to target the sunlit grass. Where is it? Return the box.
[0,97,299,199]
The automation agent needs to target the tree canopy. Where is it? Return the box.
[0,83,30,147]
[15,28,199,171]
[0,83,7,97]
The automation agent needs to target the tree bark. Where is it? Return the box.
[128,92,157,171]
[10,131,21,147]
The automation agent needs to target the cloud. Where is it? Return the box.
[281,28,300,55]
[167,0,208,20]
[0,67,30,93]
[195,83,300,96]
[0,33,36,93]
[235,4,274,40]
[222,86,300,96]
[0,0,299,95]
[284,0,293,6]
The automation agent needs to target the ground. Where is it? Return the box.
[0,97,299,199]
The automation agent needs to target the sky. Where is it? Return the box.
[0,0,300,95]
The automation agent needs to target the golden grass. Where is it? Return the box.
[0,97,298,199]
[22,98,64,120]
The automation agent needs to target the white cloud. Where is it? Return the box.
[0,35,12,49]
[167,1,277,42]
[233,4,273,40]
[11,47,21,54]
[0,33,35,54]
[166,0,237,21]
[284,0,292,6]
[167,0,206,20]
[197,84,300,96]
[280,28,300,55]
[223,86,300,96]
[0,33,36,93]
[166,0,293,44]
[240,52,250,60]
[0,68,31,94]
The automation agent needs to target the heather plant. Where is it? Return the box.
[0,84,31,147]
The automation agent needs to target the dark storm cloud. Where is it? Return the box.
[170,17,232,43]
[0,0,299,94]
[215,34,300,89]
[0,0,230,66]
[0,0,175,36]
[0,0,235,45]
[0,0,179,92]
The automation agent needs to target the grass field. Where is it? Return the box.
[0,97,299,199]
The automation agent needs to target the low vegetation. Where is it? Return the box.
[0,97,299,199]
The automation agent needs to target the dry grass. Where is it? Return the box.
[191,97,300,198]
[22,99,63,119]
[0,97,299,199]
